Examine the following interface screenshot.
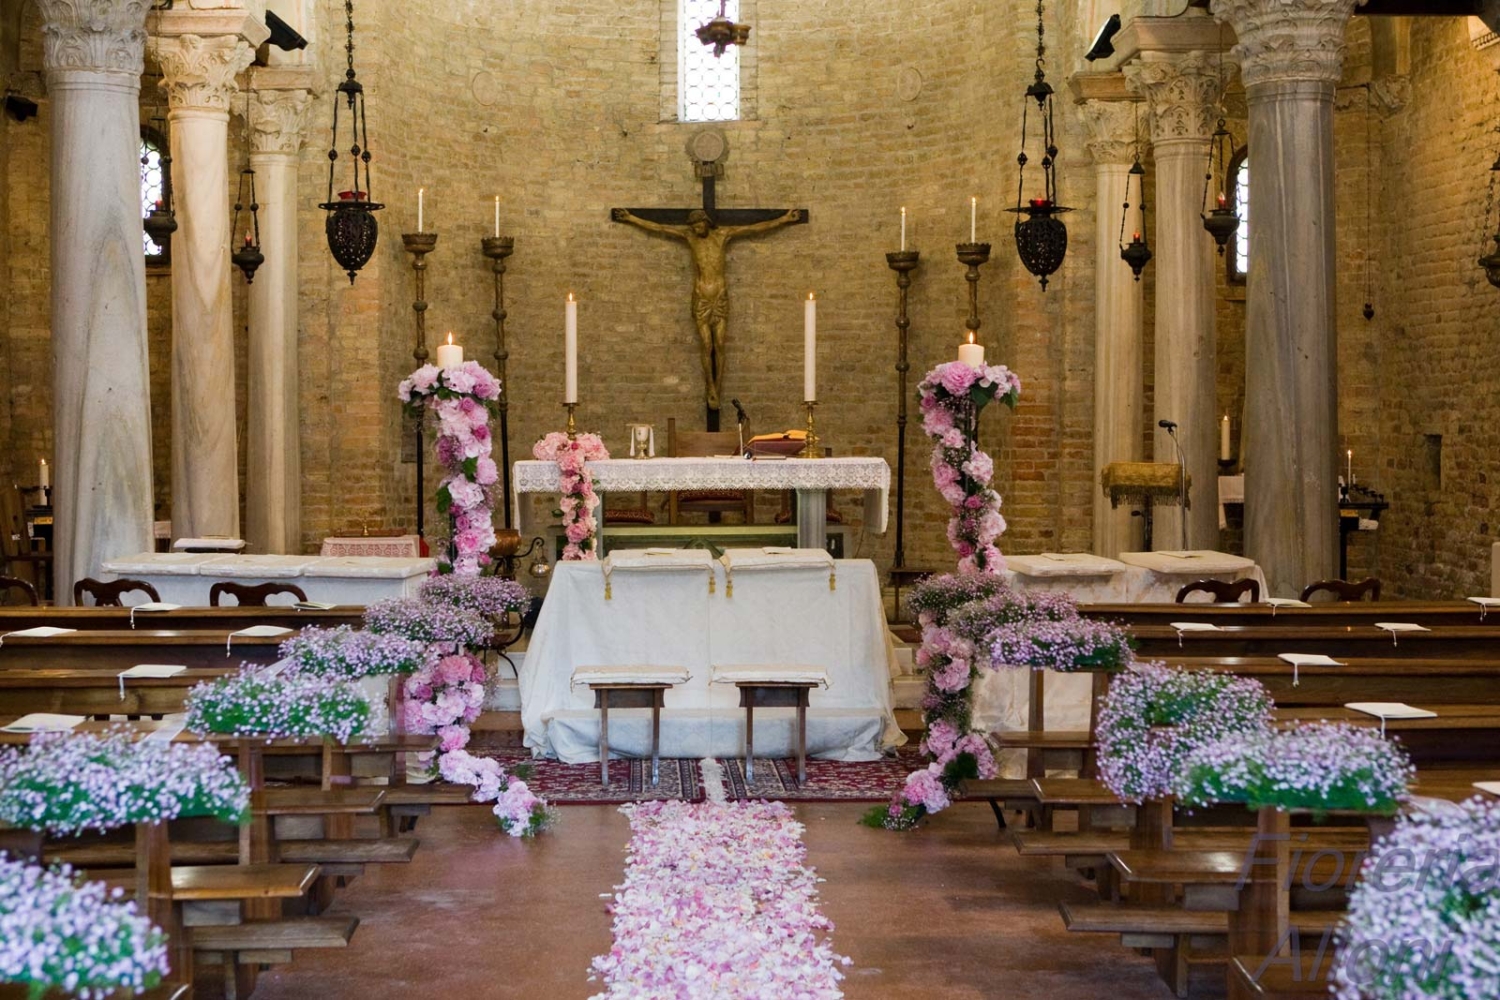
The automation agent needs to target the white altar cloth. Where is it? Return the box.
[999,550,1266,604]
[520,558,903,763]
[512,456,891,534]
[100,553,434,606]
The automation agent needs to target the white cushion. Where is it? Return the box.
[711,665,829,687]
[571,665,691,687]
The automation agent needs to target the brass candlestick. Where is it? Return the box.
[482,235,516,528]
[886,249,920,569]
[956,241,991,340]
[564,402,578,440]
[800,401,820,459]
[403,232,438,540]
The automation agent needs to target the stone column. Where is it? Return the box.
[149,9,268,541]
[1211,0,1359,596]
[35,0,155,604]
[1080,97,1146,558]
[245,68,315,554]
[1126,52,1222,551]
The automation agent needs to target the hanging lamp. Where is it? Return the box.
[231,87,263,283]
[319,0,382,283]
[1010,0,1071,290]
[1118,106,1152,281]
[695,0,750,58]
[142,100,177,251]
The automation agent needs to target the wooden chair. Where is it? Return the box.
[666,417,753,524]
[0,575,39,607]
[1299,577,1381,603]
[73,577,162,607]
[1174,578,1260,604]
[603,491,656,526]
[209,581,308,607]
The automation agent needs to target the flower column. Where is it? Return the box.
[1125,50,1223,551]
[149,8,268,541]
[1077,88,1147,558]
[34,0,156,604]
[1211,0,1360,596]
[245,68,316,554]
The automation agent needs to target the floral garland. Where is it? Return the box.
[399,361,502,576]
[1335,798,1500,999]
[0,729,249,835]
[279,626,430,679]
[918,360,1020,573]
[417,575,531,619]
[1179,721,1413,815]
[363,596,495,649]
[0,856,169,999]
[184,668,371,743]
[533,431,610,561]
[402,652,488,757]
[438,749,553,837]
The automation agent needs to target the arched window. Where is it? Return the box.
[1228,146,1248,284]
[140,127,169,266]
[679,0,741,122]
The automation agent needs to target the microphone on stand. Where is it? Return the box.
[732,398,749,456]
[1159,419,1188,550]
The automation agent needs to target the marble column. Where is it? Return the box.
[35,0,155,604]
[1126,53,1222,551]
[1080,98,1146,558]
[149,10,268,541]
[1211,0,1359,596]
[245,68,315,554]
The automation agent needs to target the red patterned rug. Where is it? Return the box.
[464,738,926,805]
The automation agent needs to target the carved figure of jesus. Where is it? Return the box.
[611,206,803,411]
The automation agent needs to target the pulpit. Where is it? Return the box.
[1101,462,1189,551]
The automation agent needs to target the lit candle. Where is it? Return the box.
[38,458,48,490]
[565,293,578,405]
[417,187,425,232]
[958,330,985,368]
[804,292,817,403]
[1220,414,1231,462]
[900,207,906,251]
[970,196,977,242]
[1347,449,1353,486]
[436,332,463,369]
[493,195,500,238]
[1217,191,1227,209]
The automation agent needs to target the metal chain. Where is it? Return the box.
[1034,0,1046,84]
[345,0,355,79]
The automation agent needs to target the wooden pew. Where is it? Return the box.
[0,666,233,716]
[0,629,286,670]
[0,605,363,632]
[1161,655,1500,706]
[1130,624,1500,660]
[1083,600,1490,629]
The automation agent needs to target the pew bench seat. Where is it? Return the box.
[1229,955,1333,998]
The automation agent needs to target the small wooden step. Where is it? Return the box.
[382,784,474,807]
[990,730,1094,749]
[192,915,359,954]
[1229,955,1333,997]
[88,864,319,901]
[48,839,238,868]
[1061,901,1228,936]
[279,837,419,865]
[959,778,1038,800]
[259,787,386,815]
[0,984,190,1000]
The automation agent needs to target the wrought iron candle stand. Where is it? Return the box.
[481,236,516,528]
[956,242,991,340]
[403,231,437,540]
[885,249,920,569]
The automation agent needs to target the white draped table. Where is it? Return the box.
[520,555,903,763]
[100,553,434,606]
[513,456,890,550]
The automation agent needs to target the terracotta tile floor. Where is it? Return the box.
[239,802,1193,1000]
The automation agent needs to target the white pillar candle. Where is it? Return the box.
[970,196,976,243]
[900,207,906,251]
[803,292,817,403]
[417,187,425,233]
[493,195,500,238]
[38,458,48,490]
[1220,414,1231,462]
[565,293,578,404]
[436,332,463,369]
[1347,449,1353,486]
[958,331,984,368]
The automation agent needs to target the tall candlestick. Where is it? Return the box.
[1220,414,1231,462]
[436,331,463,369]
[565,293,578,405]
[493,195,500,238]
[38,458,48,490]
[958,330,984,368]
[1347,449,1353,486]
[417,187,425,232]
[900,207,906,252]
[803,292,817,402]
[970,196,976,242]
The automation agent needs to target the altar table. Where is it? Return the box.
[520,557,903,763]
[999,550,1266,604]
[513,456,890,550]
[100,553,434,606]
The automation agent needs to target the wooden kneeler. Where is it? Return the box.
[572,666,691,787]
[711,666,829,784]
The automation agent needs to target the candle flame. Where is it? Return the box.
[808,291,815,301]
[971,196,977,207]
[419,186,425,196]
[446,332,454,346]
[568,292,575,302]
[901,206,906,216]
[967,331,975,345]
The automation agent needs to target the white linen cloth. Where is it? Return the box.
[710,666,830,687]
[971,667,1097,778]
[100,553,434,605]
[1119,550,1257,575]
[1006,553,1128,578]
[1218,475,1245,530]
[320,535,421,558]
[998,554,1267,604]
[521,559,902,763]
[512,456,892,535]
[571,666,693,687]
[720,547,836,594]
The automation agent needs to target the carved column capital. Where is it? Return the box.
[1209,0,1364,90]
[150,32,256,113]
[1079,100,1144,166]
[1125,51,1222,147]
[34,0,150,78]
[248,86,314,155]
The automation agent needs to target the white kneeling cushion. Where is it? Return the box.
[571,665,692,687]
[710,665,830,688]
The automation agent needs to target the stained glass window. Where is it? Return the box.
[680,0,740,123]
[1230,150,1248,283]
[140,128,168,265]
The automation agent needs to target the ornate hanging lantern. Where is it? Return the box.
[695,0,750,58]
[1118,105,1151,281]
[1201,118,1239,255]
[231,88,263,283]
[1010,0,1071,290]
[319,0,383,283]
[142,106,178,249]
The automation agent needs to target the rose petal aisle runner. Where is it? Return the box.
[588,759,850,999]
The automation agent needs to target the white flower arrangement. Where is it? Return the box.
[184,667,371,742]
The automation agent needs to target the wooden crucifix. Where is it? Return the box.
[611,149,808,431]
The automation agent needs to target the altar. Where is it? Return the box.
[519,553,903,763]
[999,549,1267,603]
[512,456,890,550]
[99,553,434,606]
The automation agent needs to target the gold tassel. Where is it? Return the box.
[708,571,716,595]
[829,569,837,592]
[604,575,612,601]
[726,576,734,598]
